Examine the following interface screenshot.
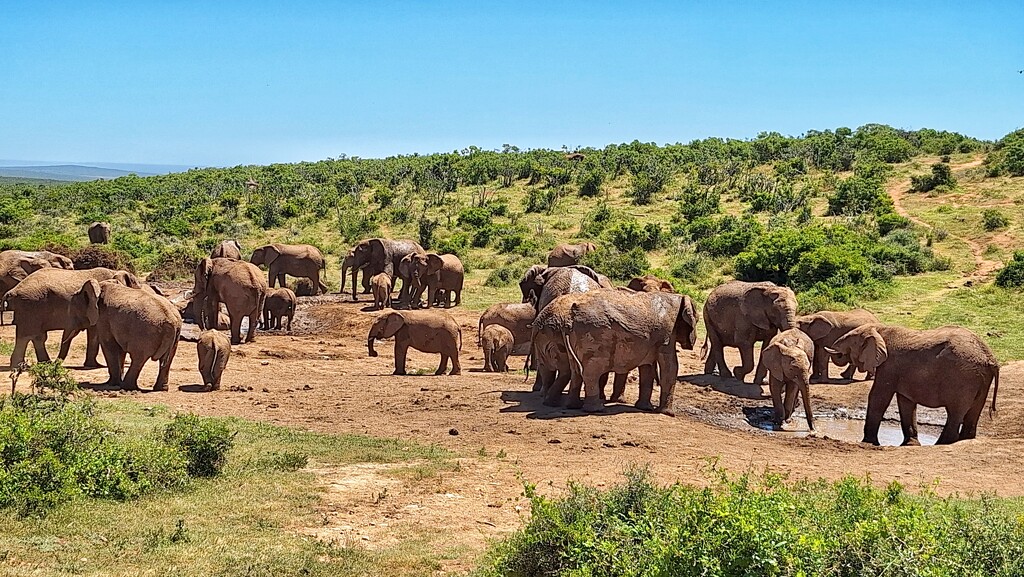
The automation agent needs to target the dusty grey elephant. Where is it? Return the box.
[88,222,111,244]
[559,289,699,413]
[482,324,514,373]
[348,238,424,303]
[197,330,231,391]
[525,265,607,314]
[340,249,372,296]
[477,302,535,355]
[0,249,74,295]
[210,239,242,260]
[519,264,548,303]
[263,287,296,331]
[627,274,675,293]
[366,310,462,375]
[193,257,268,345]
[702,281,798,384]
[4,267,138,368]
[371,272,392,311]
[250,243,327,295]
[761,328,815,431]
[408,253,464,308]
[796,309,879,381]
[547,242,597,267]
[68,279,181,391]
[828,324,999,445]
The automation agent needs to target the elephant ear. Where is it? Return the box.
[426,253,444,275]
[113,271,141,288]
[799,315,834,341]
[857,327,888,373]
[779,344,811,379]
[71,279,102,328]
[673,294,699,349]
[742,287,775,332]
[381,313,406,338]
[263,245,281,265]
[659,280,674,293]
[195,258,213,292]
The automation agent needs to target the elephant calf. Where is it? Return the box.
[371,272,392,311]
[367,310,462,376]
[263,287,297,331]
[797,309,879,381]
[197,330,231,391]
[761,328,815,431]
[477,302,535,355]
[482,324,514,372]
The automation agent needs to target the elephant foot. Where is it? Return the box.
[582,398,605,413]
[84,361,103,369]
[531,381,543,392]
[120,383,140,391]
[565,397,584,410]
[609,394,626,404]
[634,400,655,412]
[392,370,407,376]
[753,378,765,386]
[542,397,562,408]
[656,405,676,417]
[810,375,827,384]
[448,369,461,376]
[861,436,880,446]
[152,383,168,392]
[901,436,921,447]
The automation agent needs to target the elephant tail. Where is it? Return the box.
[990,364,1000,419]
[562,330,585,382]
[699,334,710,360]
[477,318,483,347]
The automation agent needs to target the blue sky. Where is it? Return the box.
[1,1,1021,167]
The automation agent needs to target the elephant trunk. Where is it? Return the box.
[367,335,378,357]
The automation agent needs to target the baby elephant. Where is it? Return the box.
[366,310,462,375]
[761,328,815,431]
[481,324,514,372]
[197,330,231,391]
[371,272,393,311]
[263,287,296,331]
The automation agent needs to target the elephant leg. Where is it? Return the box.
[246,309,260,343]
[435,354,449,375]
[536,364,554,395]
[544,370,570,407]
[636,365,656,412]
[229,314,243,345]
[811,345,828,382]
[287,314,293,332]
[581,367,605,413]
[57,328,80,361]
[121,354,146,391]
[799,380,815,431]
[497,352,508,372]
[565,368,585,410]
[733,341,756,383]
[100,341,124,387]
[656,352,679,415]
[11,335,32,367]
[393,342,408,375]
[448,348,460,375]
[84,327,102,368]
[896,393,919,446]
[960,387,989,440]
[32,336,51,364]
[768,377,785,426]
[454,289,461,307]
[752,344,769,386]
[937,406,968,445]
[597,372,609,400]
[863,379,895,445]
[483,348,492,372]
[610,372,627,403]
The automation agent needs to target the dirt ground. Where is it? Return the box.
[5,294,1023,572]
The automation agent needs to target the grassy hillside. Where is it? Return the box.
[2,124,1024,357]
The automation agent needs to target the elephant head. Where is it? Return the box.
[674,294,700,350]
[827,325,888,375]
[68,279,103,332]
[367,312,406,357]
[743,284,797,333]
[763,343,812,383]
[49,254,74,269]
[249,244,280,267]
[519,265,548,303]
[411,253,444,287]
[796,313,834,342]
[111,270,141,288]
[18,258,52,277]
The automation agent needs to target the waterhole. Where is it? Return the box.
[760,416,940,446]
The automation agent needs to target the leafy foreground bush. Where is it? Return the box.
[0,389,232,515]
[479,468,1024,577]
[996,250,1024,288]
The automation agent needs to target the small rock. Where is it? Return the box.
[262,388,270,393]
[260,360,270,366]
[449,428,459,436]
[303,384,313,390]
[268,403,279,409]
[361,535,370,541]
[548,439,561,444]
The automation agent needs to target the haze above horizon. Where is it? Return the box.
[2,1,1021,168]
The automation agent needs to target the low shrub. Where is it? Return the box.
[628,158,670,206]
[983,209,1009,231]
[576,167,604,197]
[524,188,559,213]
[147,244,206,281]
[484,260,530,288]
[481,468,1024,577]
[675,182,720,220]
[877,212,911,236]
[52,245,136,273]
[581,247,649,281]
[606,219,664,252]
[162,414,233,478]
[996,251,1024,288]
[910,163,957,193]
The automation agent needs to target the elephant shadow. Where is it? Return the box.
[178,384,212,393]
[498,389,647,420]
[681,373,767,400]
[742,406,781,431]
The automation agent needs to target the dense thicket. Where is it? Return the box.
[0,124,990,307]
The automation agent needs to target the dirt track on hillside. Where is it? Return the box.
[4,295,1022,572]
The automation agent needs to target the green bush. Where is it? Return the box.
[983,209,1009,231]
[628,158,670,205]
[877,212,911,236]
[606,219,663,252]
[996,251,1024,288]
[911,163,957,192]
[162,414,233,478]
[481,468,1024,577]
[675,182,720,220]
[484,260,529,288]
[417,216,440,249]
[689,215,763,257]
[576,167,604,197]
[524,188,559,213]
[580,247,649,280]
[434,233,469,258]
[827,176,892,216]
[668,249,716,283]
[456,206,493,229]
[580,202,615,238]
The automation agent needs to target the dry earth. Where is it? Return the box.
[4,293,1022,572]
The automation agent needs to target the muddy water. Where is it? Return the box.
[765,417,940,446]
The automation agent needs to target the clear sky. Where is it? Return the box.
[1,1,1021,167]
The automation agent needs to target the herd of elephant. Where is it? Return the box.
[0,234,1003,447]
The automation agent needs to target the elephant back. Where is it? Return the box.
[535,267,602,314]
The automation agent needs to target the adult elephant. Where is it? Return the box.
[828,324,999,445]
[88,222,111,244]
[250,243,328,295]
[67,279,181,391]
[547,242,597,267]
[627,274,674,293]
[193,257,268,345]
[4,267,139,368]
[340,249,371,296]
[210,239,242,260]
[559,290,699,413]
[347,238,424,303]
[408,253,464,308]
[519,264,547,304]
[523,265,607,314]
[796,309,879,381]
[0,250,74,296]
[703,281,798,384]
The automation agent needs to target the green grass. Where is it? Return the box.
[0,400,457,577]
